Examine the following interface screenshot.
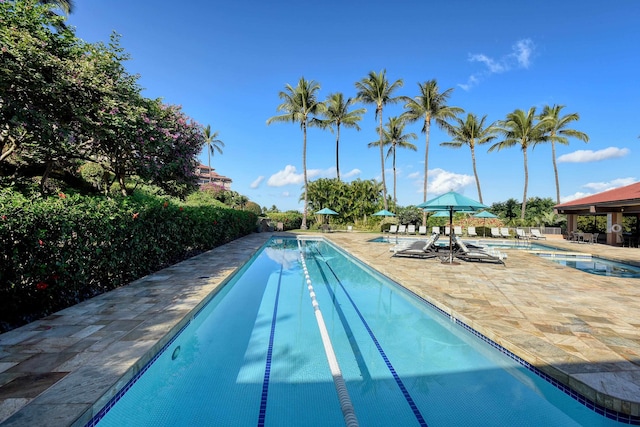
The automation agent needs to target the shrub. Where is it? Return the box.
[0,189,257,332]
[267,212,303,231]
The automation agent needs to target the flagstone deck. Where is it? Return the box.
[1,231,640,426]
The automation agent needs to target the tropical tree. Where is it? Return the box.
[490,108,550,219]
[440,113,497,204]
[203,124,224,182]
[267,77,325,229]
[368,117,417,205]
[401,80,462,224]
[321,93,365,181]
[39,0,74,14]
[538,105,589,203]
[355,70,403,211]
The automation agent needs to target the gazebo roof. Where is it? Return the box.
[554,182,640,215]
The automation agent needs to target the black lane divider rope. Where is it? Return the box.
[311,246,429,427]
[257,263,283,427]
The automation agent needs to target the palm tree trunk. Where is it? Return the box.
[551,140,560,204]
[336,124,341,181]
[471,144,483,203]
[422,117,431,226]
[393,145,397,204]
[207,143,212,183]
[521,147,528,220]
[378,108,388,210]
[302,121,308,230]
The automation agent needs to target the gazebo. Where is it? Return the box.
[554,182,640,246]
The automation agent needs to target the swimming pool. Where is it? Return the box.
[88,237,631,426]
[537,254,640,278]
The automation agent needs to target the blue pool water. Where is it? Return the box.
[539,254,640,278]
[90,237,631,426]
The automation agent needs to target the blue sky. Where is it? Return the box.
[66,0,639,211]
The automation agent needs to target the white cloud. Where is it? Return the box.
[512,39,534,68]
[250,176,264,189]
[583,177,636,192]
[407,171,421,179]
[428,168,475,194]
[459,38,535,91]
[342,168,361,179]
[469,54,506,73]
[267,165,303,187]
[557,147,630,163]
[560,177,636,202]
[281,191,290,197]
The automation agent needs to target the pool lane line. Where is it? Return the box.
[298,239,360,427]
[311,246,429,427]
[257,263,283,427]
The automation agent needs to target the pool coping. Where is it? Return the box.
[1,231,640,425]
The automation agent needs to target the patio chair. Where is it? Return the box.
[452,236,506,265]
[407,224,416,235]
[398,224,407,235]
[387,224,398,235]
[445,226,451,236]
[276,222,284,232]
[454,226,462,236]
[530,229,546,240]
[467,226,477,237]
[490,227,501,238]
[515,228,529,241]
[432,226,440,235]
[500,227,511,238]
[392,233,440,259]
[418,226,427,235]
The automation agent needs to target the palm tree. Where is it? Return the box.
[489,108,550,219]
[440,113,497,204]
[538,105,589,203]
[267,77,325,229]
[203,124,224,183]
[321,93,366,181]
[355,70,403,211]
[39,0,74,14]
[368,117,417,205]
[402,80,462,224]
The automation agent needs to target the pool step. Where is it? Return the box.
[528,250,592,258]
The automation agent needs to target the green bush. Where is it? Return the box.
[0,189,257,332]
[267,212,303,231]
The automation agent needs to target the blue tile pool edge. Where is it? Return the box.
[328,238,640,425]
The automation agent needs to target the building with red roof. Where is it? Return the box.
[554,182,640,245]
[196,164,232,189]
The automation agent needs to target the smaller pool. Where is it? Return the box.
[538,254,640,278]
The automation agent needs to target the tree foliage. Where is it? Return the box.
[1,1,205,198]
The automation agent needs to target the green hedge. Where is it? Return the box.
[266,212,303,231]
[0,190,257,332]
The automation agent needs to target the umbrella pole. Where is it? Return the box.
[449,209,453,263]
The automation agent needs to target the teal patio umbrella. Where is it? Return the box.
[417,191,487,263]
[315,208,338,226]
[372,209,396,217]
[474,210,498,237]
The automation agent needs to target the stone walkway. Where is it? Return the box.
[1,231,640,426]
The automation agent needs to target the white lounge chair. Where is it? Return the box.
[407,224,416,235]
[398,224,407,235]
[530,229,546,240]
[432,226,440,235]
[388,225,398,235]
[515,228,529,241]
[445,226,451,236]
[418,226,427,235]
[467,226,477,237]
[454,226,462,236]
[452,235,506,265]
[393,233,440,259]
[500,227,510,238]
[490,227,501,238]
